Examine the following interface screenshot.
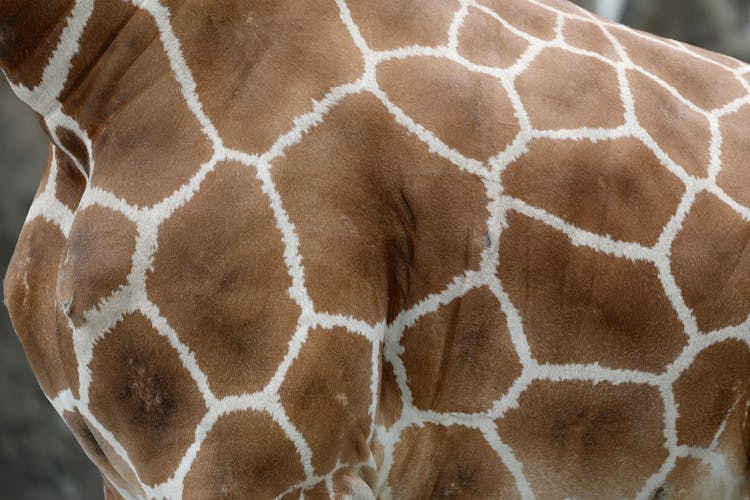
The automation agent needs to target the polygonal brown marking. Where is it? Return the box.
[457,7,530,69]
[148,161,298,397]
[303,481,329,499]
[497,380,667,499]
[718,106,750,207]
[378,56,519,161]
[673,340,750,448]
[54,151,87,212]
[389,424,519,500]
[629,70,711,178]
[279,327,372,475]
[63,410,143,499]
[347,0,459,51]
[563,18,620,61]
[516,48,624,130]
[172,0,363,153]
[88,312,206,486]
[61,6,161,133]
[183,410,305,499]
[376,359,402,429]
[4,218,69,397]
[0,1,73,89]
[478,0,557,41]
[498,213,686,373]
[504,137,684,246]
[60,0,140,108]
[273,92,489,324]
[56,205,136,327]
[672,193,750,332]
[401,287,521,413]
[71,14,212,207]
[614,26,746,110]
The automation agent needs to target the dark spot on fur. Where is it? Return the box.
[651,486,666,500]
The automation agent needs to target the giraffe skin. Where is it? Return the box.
[2,0,750,498]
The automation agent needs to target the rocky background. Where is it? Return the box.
[0,1,749,498]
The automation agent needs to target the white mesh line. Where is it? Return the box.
[11,0,750,498]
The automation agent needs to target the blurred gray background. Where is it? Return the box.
[1,1,750,498]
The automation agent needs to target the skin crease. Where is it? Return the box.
[2,0,750,498]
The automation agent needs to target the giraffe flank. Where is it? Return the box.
[2,0,750,498]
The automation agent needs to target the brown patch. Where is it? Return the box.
[378,56,520,161]
[674,340,750,448]
[0,1,74,89]
[347,0,459,50]
[303,482,329,499]
[377,359,402,429]
[497,380,667,499]
[147,161,299,396]
[458,7,529,69]
[563,18,620,61]
[61,10,213,207]
[60,0,139,107]
[54,151,87,211]
[172,0,363,153]
[390,424,519,499]
[88,312,206,486]
[614,26,746,110]
[273,92,489,324]
[717,106,750,207]
[503,137,684,246]
[478,0,558,41]
[4,218,69,397]
[629,70,711,178]
[671,193,750,332]
[61,6,161,132]
[498,212,686,372]
[54,127,90,176]
[63,410,142,498]
[516,48,624,130]
[183,410,305,499]
[401,286,521,413]
[56,205,136,327]
[279,327,372,475]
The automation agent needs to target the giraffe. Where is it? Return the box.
[2,0,750,498]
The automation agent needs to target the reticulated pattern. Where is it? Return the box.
[6,0,750,498]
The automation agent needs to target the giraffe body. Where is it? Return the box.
[2,0,750,498]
